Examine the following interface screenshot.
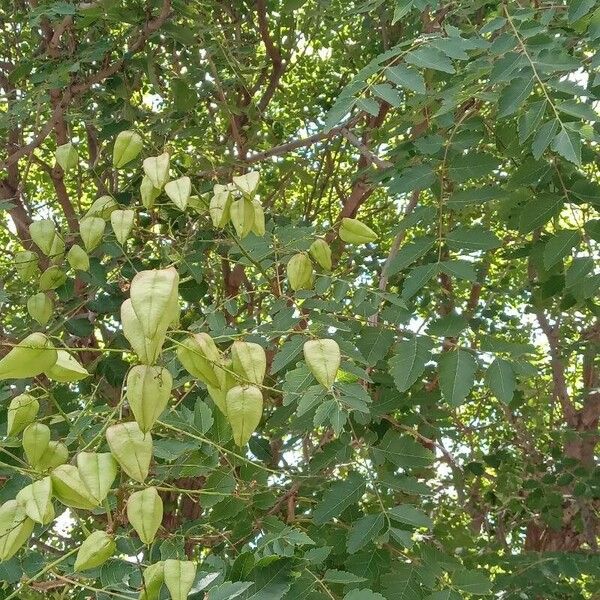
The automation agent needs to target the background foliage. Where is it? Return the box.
[1,0,600,598]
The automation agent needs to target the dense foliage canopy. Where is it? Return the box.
[0,0,599,598]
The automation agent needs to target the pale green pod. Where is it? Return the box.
[230,197,255,238]
[50,464,98,510]
[225,385,263,446]
[113,130,143,168]
[23,423,50,468]
[27,292,53,325]
[0,500,34,561]
[165,176,191,211]
[86,195,118,219]
[46,349,89,382]
[36,441,68,471]
[309,238,332,271]
[338,217,377,244]
[0,333,57,380]
[251,199,265,236]
[207,358,235,417]
[121,299,165,365]
[209,190,232,228]
[176,333,221,387]
[127,365,172,433]
[232,171,260,195]
[303,339,340,389]
[67,244,90,272]
[7,394,39,437]
[38,266,67,291]
[111,209,135,245]
[141,175,161,209]
[231,341,266,385]
[127,487,163,545]
[55,142,78,171]
[163,559,197,600]
[74,530,116,571]
[287,252,314,291]
[80,216,105,251]
[29,220,57,256]
[15,250,39,280]
[139,561,165,600]
[143,153,170,189]
[130,268,179,341]
[77,452,118,503]
[106,422,153,482]
[15,476,54,524]
[48,234,65,263]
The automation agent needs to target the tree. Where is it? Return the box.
[0,0,599,598]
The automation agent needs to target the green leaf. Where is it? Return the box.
[389,165,436,194]
[344,590,386,600]
[551,128,581,166]
[402,264,439,299]
[387,236,435,275]
[446,226,501,252]
[448,152,500,183]
[372,83,402,107]
[347,513,386,553]
[485,358,515,403]
[439,260,477,282]
[313,473,365,524]
[388,336,434,392]
[382,564,424,599]
[452,569,492,595]
[543,230,581,268]
[323,569,367,584]
[498,76,534,118]
[557,100,598,122]
[405,47,455,73]
[518,193,563,233]
[385,65,426,94]
[531,120,559,159]
[428,315,468,337]
[388,504,433,528]
[438,349,477,406]
[518,100,547,144]
[373,430,434,468]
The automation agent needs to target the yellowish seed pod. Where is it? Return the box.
[338,217,377,244]
[27,292,53,325]
[287,252,314,291]
[113,130,143,168]
[309,238,332,271]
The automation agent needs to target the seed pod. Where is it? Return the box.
[50,464,98,510]
[22,423,50,469]
[106,422,153,482]
[80,216,105,251]
[0,332,57,380]
[230,197,255,238]
[209,190,232,228]
[15,250,39,280]
[225,385,263,446]
[67,244,90,272]
[16,477,54,524]
[127,365,172,433]
[130,268,179,341]
[74,530,116,571]
[0,500,34,561]
[177,333,221,387]
[309,239,332,271]
[29,220,57,256]
[143,153,170,189]
[231,341,266,385]
[55,142,78,171]
[27,292,53,325]
[207,358,235,416]
[232,171,260,195]
[163,559,197,600]
[303,339,340,389]
[39,265,67,291]
[46,349,89,382]
[48,234,65,264]
[86,195,118,219]
[77,452,118,503]
[37,440,68,470]
[111,209,135,245]
[7,394,39,437]
[188,194,207,214]
[126,487,163,545]
[338,217,377,244]
[140,175,161,209]
[287,252,314,291]
[113,130,143,168]
[251,199,266,236]
[121,299,165,365]
[140,561,165,600]
[165,176,191,211]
